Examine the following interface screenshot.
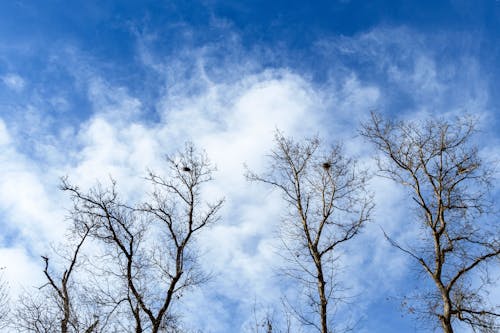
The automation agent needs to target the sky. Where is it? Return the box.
[0,1,500,332]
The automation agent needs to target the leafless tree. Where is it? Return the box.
[41,225,98,333]
[61,143,223,333]
[0,268,9,330]
[361,113,500,333]
[244,299,293,333]
[248,314,283,333]
[14,219,107,333]
[15,291,60,333]
[247,131,372,333]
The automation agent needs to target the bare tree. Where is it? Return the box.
[0,268,9,330]
[247,131,372,333]
[61,143,223,333]
[244,299,293,333]
[15,291,60,333]
[361,113,500,333]
[14,219,107,333]
[40,224,98,333]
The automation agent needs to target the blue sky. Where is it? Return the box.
[1,1,500,332]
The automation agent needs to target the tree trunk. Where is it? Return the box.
[440,298,454,333]
[316,261,328,333]
[440,316,453,333]
[61,286,70,333]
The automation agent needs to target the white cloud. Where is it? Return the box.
[316,27,489,118]
[0,247,44,298]
[0,120,10,146]
[87,78,143,120]
[49,96,70,112]
[1,73,25,92]
[0,140,67,250]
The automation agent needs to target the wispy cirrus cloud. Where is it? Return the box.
[1,73,25,92]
